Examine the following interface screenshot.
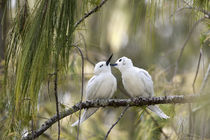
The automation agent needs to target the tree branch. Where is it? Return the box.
[199,64,210,94]
[170,6,210,19]
[54,64,60,140]
[74,0,109,29]
[173,17,205,78]
[104,105,129,140]
[22,94,209,140]
[192,48,202,94]
[74,45,85,140]
[145,110,169,139]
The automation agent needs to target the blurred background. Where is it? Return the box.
[0,0,210,139]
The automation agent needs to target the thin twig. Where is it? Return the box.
[173,17,205,79]
[192,48,202,94]
[22,94,210,140]
[183,0,210,18]
[79,33,95,66]
[31,117,34,140]
[170,0,210,19]
[74,0,109,29]
[188,103,193,140]
[170,6,210,19]
[104,105,129,140]
[54,64,60,140]
[192,64,210,114]
[145,110,168,139]
[47,78,51,102]
[199,64,210,94]
[74,45,84,140]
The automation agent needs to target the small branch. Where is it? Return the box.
[54,66,60,140]
[79,33,95,66]
[22,94,209,140]
[74,0,109,29]
[183,0,210,19]
[145,110,168,139]
[170,6,210,19]
[173,17,205,79]
[74,45,85,140]
[31,117,34,140]
[188,103,193,140]
[192,48,202,93]
[199,64,210,94]
[104,105,129,140]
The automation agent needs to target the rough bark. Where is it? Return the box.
[22,94,209,140]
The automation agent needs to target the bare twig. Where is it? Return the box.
[170,6,210,19]
[22,94,210,140]
[74,45,85,140]
[199,64,210,94]
[192,64,210,113]
[192,102,210,113]
[54,64,60,140]
[104,105,129,140]
[74,0,109,29]
[170,0,210,19]
[192,48,202,93]
[173,17,205,79]
[47,78,51,102]
[79,33,95,66]
[188,103,193,140]
[145,110,168,139]
[31,117,34,140]
[183,0,210,18]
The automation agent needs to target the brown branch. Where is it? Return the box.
[173,17,205,79]
[192,48,202,94]
[183,0,210,19]
[21,94,209,140]
[74,45,85,140]
[54,64,60,140]
[145,110,169,139]
[79,33,95,66]
[170,0,210,19]
[170,6,210,19]
[199,64,210,94]
[104,105,129,140]
[74,0,109,29]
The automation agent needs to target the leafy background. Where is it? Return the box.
[0,0,209,139]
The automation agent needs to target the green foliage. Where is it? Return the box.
[3,0,79,138]
[1,0,209,139]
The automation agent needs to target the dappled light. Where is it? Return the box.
[0,0,209,140]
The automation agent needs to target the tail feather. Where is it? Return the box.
[147,105,169,119]
[71,108,98,127]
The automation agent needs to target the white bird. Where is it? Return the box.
[72,55,117,126]
[111,56,169,119]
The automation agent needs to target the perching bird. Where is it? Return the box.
[111,56,169,119]
[71,55,117,126]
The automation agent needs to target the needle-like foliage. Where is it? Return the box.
[1,0,209,139]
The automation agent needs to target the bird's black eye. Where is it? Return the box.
[119,59,122,62]
[100,64,103,68]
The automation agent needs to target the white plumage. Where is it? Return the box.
[112,56,169,119]
[72,55,117,126]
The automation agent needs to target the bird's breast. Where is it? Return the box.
[96,74,116,98]
[122,71,148,97]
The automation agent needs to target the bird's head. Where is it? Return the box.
[94,54,113,75]
[111,56,133,72]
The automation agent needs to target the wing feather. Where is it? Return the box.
[136,68,154,97]
[85,75,103,100]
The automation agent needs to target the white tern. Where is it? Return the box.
[111,56,169,119]
[72,55,117,126]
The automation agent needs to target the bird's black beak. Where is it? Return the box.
[106,54,113,66]
[110,63,117,66]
